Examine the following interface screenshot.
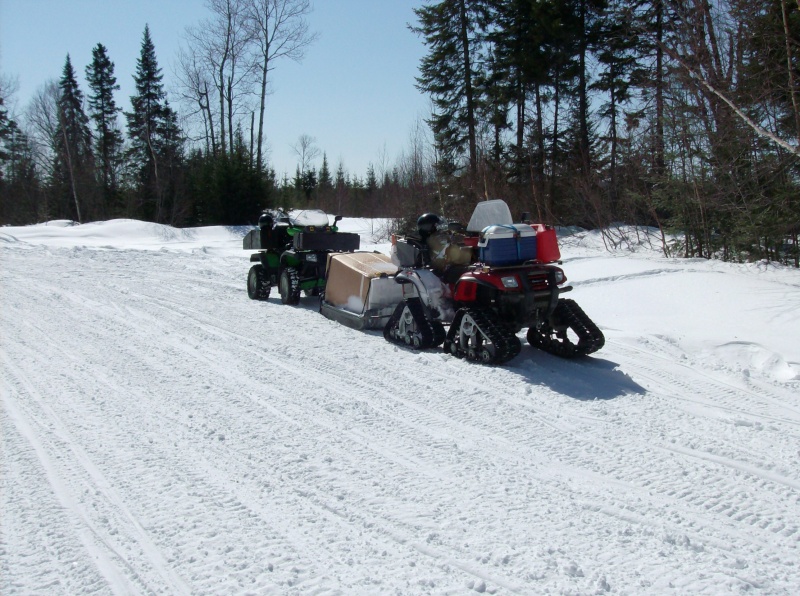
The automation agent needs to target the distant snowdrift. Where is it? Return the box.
[3,217,394,254]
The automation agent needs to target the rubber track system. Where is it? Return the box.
[444,308,522,365]
[383,298,445,350]
[527,298,605,358]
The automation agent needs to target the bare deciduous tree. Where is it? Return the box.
[184,0,254,156]
[664,0,800,158]
[245,0,318,172]
[24,81,60,176]
[292,132,320,174]
[176,48,218,155]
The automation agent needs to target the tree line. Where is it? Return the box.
[1,0,798,266]
[411,0,799,265]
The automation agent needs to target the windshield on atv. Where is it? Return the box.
[289,209,330,227]
[466,199,514,232]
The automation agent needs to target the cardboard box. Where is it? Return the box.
[477,224,537,266]
[324,252,402,314]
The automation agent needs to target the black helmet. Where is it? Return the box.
[417,213,442,239]
[258,212,274,229]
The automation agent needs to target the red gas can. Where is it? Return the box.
[531,224,561,263]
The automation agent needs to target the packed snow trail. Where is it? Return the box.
[1,221,799,594]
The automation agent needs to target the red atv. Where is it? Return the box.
[383,200,604,365]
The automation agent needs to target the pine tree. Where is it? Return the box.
[55,54,95,222]
[591,0,638,213]
[334,162,348,214]
[157,99,186,223]
[0,122,41,225]
[318,152,334,211]
[412,0,488,183]
[485,0,561,216]
[126,25,184,223]
[293,165,303,203]
[0,95,12,170]
[86,43,123,216]
[365,163,378,218]
[0,95,15,219]
[301,167,317,202]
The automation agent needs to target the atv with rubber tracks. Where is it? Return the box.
[383,200,604,365]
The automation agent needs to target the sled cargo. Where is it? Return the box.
[320,252,404,330]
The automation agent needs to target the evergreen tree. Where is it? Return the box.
[0,124,42,225]
[54,54,95,222]
[574,0,608,176]
[0,95,16,220]
[318,152,334,211]
[484,0,561,217]
[301,167,317,202]
[365,163,378,217]
[293,165,303,203]
[126,25,184,223]
[86,43,123,216]
[157,99,187,223]
[349,174,364,216]
[591,0,637,212]
[412,0,488,184]
[0,95,12,172]
[334,162,348,214]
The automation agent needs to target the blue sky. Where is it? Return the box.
[0,0,430,178]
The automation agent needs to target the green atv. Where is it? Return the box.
[243,209,360,305]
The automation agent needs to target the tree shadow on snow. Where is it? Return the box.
[510,349,646,400]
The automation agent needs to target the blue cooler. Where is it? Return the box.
[478,224,537,266]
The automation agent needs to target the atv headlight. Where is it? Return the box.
[554,270,564,283]
[306,253,318,263]
[501,275,519,288]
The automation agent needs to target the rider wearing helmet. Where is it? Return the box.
[258,212,274,229]
[391,212,471,272]
[417,213,442,240]
[419,213,472,273]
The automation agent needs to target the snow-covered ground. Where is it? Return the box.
[1,217,799,595]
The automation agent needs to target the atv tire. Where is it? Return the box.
[247,265,271,300]
[279,267,301,305]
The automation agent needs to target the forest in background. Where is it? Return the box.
[1,0,798,266]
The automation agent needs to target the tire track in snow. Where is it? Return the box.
[376,339,800,571]
[1,353,191,594]
[1,400,113,594]
[4,256,524,592]
[95,272,656,588]
[616,340,800,423]
[4,244,799,593]
[2,258,342,591]
[132,301,543,588]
